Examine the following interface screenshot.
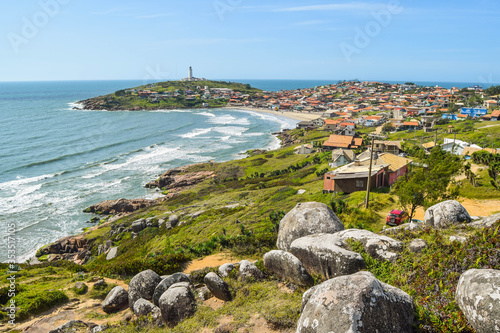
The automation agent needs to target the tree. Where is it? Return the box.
[485,85,500,96]
[392,147,463,220]
[381,122,395,133]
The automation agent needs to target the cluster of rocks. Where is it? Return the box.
[37,235,91,264]
[48,320,107,333]
[100,260,265,328]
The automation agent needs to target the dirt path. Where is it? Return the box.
[183,252,240,273]
[413,198,500,220]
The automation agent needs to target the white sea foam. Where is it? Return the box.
[0,173,56,191]
[67,101,83,110]
[197,112,216,118]
[213,126,248,137]
[180,128,213,138]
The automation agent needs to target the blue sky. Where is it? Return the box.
[0,0,498,82]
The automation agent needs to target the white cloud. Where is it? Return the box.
[135,13,173,19]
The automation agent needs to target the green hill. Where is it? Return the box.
[78,80,262,111]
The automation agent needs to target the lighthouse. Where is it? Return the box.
[188,66,193,80]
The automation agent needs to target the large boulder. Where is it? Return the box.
[128,269,162,308]
[277,202,344,251]
[456,269,500,333]
[424,200,471,228]
[297,271,415,333]
[102,286,129,313]
[84,198,161,215]
[158,285,197,327]
[204,272,232,301]
[152,272,191,306]
[263,250,313,287]
[290,234,365,279]
[335,229,403,262]
[239,260,264,281]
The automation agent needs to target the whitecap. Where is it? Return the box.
[180,128,213,138]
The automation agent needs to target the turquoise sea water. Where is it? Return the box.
[1,78,497,262]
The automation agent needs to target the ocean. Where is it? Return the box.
[1,78,497,263]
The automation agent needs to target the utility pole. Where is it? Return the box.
[365,137,375,209]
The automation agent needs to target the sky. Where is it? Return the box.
[0,0,498,83]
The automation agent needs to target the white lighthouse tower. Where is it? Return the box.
[188,66,193,80]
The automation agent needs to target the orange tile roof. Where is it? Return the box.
[491,110,500,117]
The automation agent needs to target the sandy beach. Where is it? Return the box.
[223,106,323,122]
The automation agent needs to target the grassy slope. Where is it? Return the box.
[3,127,500,332]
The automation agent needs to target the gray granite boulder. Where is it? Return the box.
[290,234,365,279]
[239,260,264,281]
[106,247,118,260]
[132,298,158,317]
[169,215,179,228]
[204,272,232,301]
[335,229,403,263]
[158,285,197,327]
[263,250,313,286]
[456,269,500,333]
[152,272,191,306]
[128,269,162,308]
[131,219,146,233]
[297,271,415,333]
[48,320,93,333]
[469,213,500,229]
[277,202,344,251]
[102,286,129,313]
[409,239,427,253]
[218,263,236,277]
[424,200,471,228]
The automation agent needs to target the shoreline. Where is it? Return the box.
[223,105,323,122]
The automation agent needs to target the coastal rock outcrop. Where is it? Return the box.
[152,272,191,306]
[102,286,129,313]
[456,269,500,333]
[297,271,415,333]
[277,202,344,251]
[335,229,403,262]
[290,234,366,279]
[158,285,197,327]
[424,200,471,228]
[128,269,162,308]
[84,198,163,215]
[145,165,215,194]
[263,250,313,287]
[204,272,232,301]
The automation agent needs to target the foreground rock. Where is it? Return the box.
[263,250,313,286]
[158,285,197,327]
[424,200,471,228]
[469,212,500,229]
[456,269,500,333]
[102,286,129,313]
[239,260,264,281]
[152,272,191,306]
[133,298,159,317]
[218,263,236,277]
[84,198,163,215]
[335,229,403,262]
[204,272,232,301]
[277,202,344,251]
[297,271,415,333]
[290,234,365,279]
[49,320,95,333]
[128,269,162,308]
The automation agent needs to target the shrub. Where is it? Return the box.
[15,289,68,321]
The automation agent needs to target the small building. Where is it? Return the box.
[311,118,326,127]
[323,163,388,194]
[373,140,402,155]
[323,134,363,151]
[491,110,500,121]
[330,149,356,168]
[296,121,315,129]
[294,144,314,155]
